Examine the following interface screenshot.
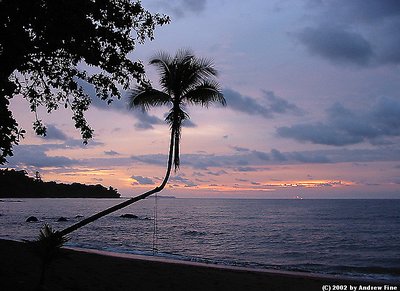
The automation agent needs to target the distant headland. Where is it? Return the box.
[0,169,120,198]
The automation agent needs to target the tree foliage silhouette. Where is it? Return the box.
[59,49,225,236]
[0,0,169,164]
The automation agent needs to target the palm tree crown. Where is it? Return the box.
[129,49,226,171]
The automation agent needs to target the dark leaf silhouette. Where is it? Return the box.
[25,224,69,290]
[0,0,170,164]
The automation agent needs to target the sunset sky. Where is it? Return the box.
[7,0,400,198]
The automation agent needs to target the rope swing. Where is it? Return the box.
[152,192,158,254]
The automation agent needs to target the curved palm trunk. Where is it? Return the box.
[59,128,175,237]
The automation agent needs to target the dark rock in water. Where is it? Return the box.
[57,217,68,222]
[26,216,38,222]
[75,215,84,218]
[120,214,139,219]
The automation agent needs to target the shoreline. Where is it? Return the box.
[68,245,398,284]
[1,239,398,291]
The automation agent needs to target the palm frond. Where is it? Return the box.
[38,224,69,249]
[175,48,195,65]
[149,51,173,71]
[178,55,218,95]
[149,51,173,92]
[148,49,220,102]
[128,86,172,111]
[183,80,226,107]
[25,224,70,263]
[192,56,218,79]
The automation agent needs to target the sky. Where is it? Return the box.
[6,0,400,199]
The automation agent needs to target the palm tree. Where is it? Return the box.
[130,49,226,182]
[58,49,225,237]
[25,224,69,290]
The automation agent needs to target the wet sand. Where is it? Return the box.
[0,239,397,291]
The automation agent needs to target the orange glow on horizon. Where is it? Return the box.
[262,180,355,188]
[130,179,355,193]
[32,164,363,198]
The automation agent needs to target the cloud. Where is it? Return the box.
[252,150,269,161]
[277,97,400,146]
[133,110,165,130]
[81,81,128,112]
[8,145,78,168]
[206,170,228,176]
[131,154,168,167]
[289,152,331,163]
[170,174,197,187]
[80,146,400,175]
[224,88,273,117]
[262,90,303,115]
[193,171,205,177]
[232,146,250,152]
[309,0,400,24]
[91,90,165,131]
[151,0,207,18]
[277,123,361,146]
[299,1,400,66]
[87,83,195,131]
[180,0,206,14]
[131,175,155,185]
[63,139,104,148]
[130,148,334,170]
[6,137,106,169]
[182,119,197,128]
[83,82,167,131]
[40,124,69,141]
[375,20,400,64]
[271,149,287,161]
[104,150,120,156]
[234,167,260,172]
[223,88,302,118]
[297,25,373,66]
[181,154,222,169]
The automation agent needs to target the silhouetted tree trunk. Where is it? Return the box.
[37,259,46,290]
[0,64,21,164]
[59,128,175,237]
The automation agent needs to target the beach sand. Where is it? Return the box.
[0,239,397,291]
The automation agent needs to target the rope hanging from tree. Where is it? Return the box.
[152,192,158,254]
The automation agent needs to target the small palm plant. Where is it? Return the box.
[26,224,69,290]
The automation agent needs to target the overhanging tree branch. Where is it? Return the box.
[0,0,170,164]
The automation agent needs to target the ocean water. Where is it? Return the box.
[0,198,399,281]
